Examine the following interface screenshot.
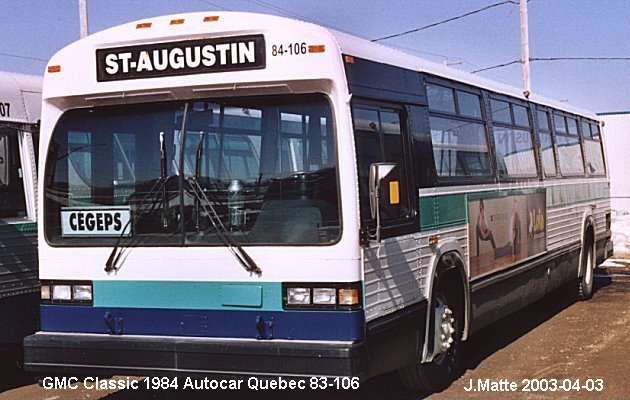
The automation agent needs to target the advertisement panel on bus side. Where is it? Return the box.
[468,191,546,278]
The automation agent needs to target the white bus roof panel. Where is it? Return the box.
[43,11,597,119]
[0,71,42,124]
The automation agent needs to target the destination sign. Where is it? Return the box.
[96,35,265,82]
[61,206,132,237]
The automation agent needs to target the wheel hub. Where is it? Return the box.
[433,297,455,358]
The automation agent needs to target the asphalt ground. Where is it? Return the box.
[1,272,628,400]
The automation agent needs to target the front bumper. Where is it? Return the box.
[24,332,365,379]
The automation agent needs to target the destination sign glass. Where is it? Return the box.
[96,35,265,82]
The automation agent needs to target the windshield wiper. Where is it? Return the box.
[188,132,261,276]
[105,131,172,272]
[186,177,262,276]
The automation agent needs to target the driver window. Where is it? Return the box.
[353,105,410,224]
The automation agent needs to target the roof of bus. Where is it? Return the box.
[330,30,599,120]
[47,11,598,121]
[0,71,42,124]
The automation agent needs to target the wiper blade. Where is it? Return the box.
[105,131,171,273]
[104,175,173,272]
[187,177,262,276]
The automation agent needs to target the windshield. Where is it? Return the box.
[44,94,340,246]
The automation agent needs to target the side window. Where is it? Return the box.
[489,98,537,179]
[0,129,27,218]
[582,120,605,176]
[555,135,584,176]
[537,109,557,177]
[492,127,537,177]
[553,112,584,176]
[429,116,490,177]
[490,99,511,124]
[353,105,410,224]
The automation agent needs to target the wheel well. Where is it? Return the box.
[436,252,467,336]
[585,224,595,247]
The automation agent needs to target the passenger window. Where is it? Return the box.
[490,99,511,124]
[513,105,530,127]
[457,91,482,118]
[567,118,578,136]
[553,114,567,133]
[556,135,584,175]
[427,84,456,114]
[581,121,591,138]
[539,132,557,177]
[537,110,551,131]
[492,127,537,177]
[583,140,605,175]
[429,116,491,177]
[591,124,600,138]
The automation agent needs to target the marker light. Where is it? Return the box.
[52,285,72,301]
[313,288,336,305]
[41,285,51,300]
[344,55,355,64]
[170,19,185,25]
[203,16,220,22]
[287,288,311,305]
[47,65,61,73]
[308,45,326,53]
[338,288,359,306]
[72,285,93,301]
[136,22,152,29]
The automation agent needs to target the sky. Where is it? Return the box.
[1,0,629,113]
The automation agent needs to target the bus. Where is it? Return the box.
[24,12,612,390]
[0,71,41,344]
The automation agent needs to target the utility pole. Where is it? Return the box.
[520,0,531,97]
[79,0,89,38]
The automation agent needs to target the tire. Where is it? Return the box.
[577,237,595,300]
[398,276,462,392]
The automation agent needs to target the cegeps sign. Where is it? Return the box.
[61,206,131,237]
[96,34,265,82]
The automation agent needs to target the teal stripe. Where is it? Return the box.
[93,281,283,311]
[0,222,37,233]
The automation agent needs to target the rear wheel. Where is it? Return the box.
[398,278,462,391]
[577,237,595,300]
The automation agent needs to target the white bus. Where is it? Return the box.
[0,71,41,344]
[24,12,611,390]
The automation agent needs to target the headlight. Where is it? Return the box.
[313,288,336,305]
[283,282,362,310]
[286,288,311,305]
[41,281,93,305]
[72,285,93,301]
[41,285,51,300]
[52,285,72,301]
[338,288,359,306]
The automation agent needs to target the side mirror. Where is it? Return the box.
[368,162,397,242]
[0,134,10,188]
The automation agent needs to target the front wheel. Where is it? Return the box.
[398,288,461,391]
[577,238,595,300]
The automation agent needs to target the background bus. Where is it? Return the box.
[25,12,611,391]
[0,71,41,344]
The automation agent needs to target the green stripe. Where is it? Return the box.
[420,194,467,231]
[547,182,610,208]
[419,182,610,231]
[0,222,37,234]
[93,281,283,311]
